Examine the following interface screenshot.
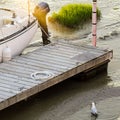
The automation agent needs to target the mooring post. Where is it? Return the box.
[33,2,51,45]
[92,0,97,47]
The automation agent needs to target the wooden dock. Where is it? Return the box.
[0,41,113,110]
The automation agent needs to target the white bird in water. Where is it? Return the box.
[91,102,98,118]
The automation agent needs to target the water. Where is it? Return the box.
[0,0,120,120]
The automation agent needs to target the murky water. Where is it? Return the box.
[0,0,120,120]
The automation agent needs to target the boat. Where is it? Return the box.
[0,8,38,62]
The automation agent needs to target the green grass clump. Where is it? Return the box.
[49,3,101,28]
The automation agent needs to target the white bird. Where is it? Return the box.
[91,102,98,117]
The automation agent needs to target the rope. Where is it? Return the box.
[38,24,50,38]
[31,71,54,80]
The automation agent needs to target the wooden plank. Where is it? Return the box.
[42,41,84,52]
[0,89,16,100]
[0,76,31,89]
[34,50,102,62]
[4,61,60,76]
[31,43,85,57]
[32,45,104,62]
[0,64,34,74]
[34,48,81,58]
[12,57,67,71]
[0,88,15,96]
[22,56,74,68]
[19,53,72,65]
[25,53,76,65]
[0,73,40,86]
[12,57,70,71]
[33,50,100,65]
[0,79,30,89]
[36,49,101,63]
[0,67,32,78]
[31,52,75,64]
[56,41,106,53]
[0,98,4,102]
[0,63,57,83]
[35,42,82,54]
[0,65,61,82]
[36,42,105,55]
[0,86,21,94]
[21,55,76,68]
[22,54,76,66]
[0,82,25,91]
[0,94,9,100]
[0,74,34,86]
[55,42,108,58]
[37,41,106,55]
[0,84,27,98]
[11,59,64,73]
[34,46,81,57]
[0,62,45,76]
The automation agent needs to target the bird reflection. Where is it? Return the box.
[91,115,97,120]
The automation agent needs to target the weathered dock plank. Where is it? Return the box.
[0,91,13,100]
[0,73,41,86]
[11,58,66,73]
[0,41,113,110]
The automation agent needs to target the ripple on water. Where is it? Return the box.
[65,97,120,120]
[108,69,120,87]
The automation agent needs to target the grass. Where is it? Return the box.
[48,3,101,29]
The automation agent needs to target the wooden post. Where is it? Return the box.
[92,0,97,46]
[33,2,51,45]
